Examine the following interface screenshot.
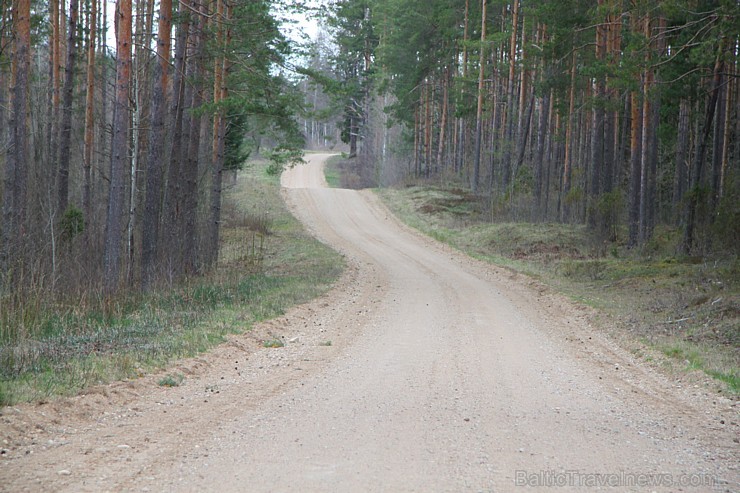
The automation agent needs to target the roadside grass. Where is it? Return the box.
[0,160,344,406]
[375,184,739,394]
[324,155,343,188]
[158,373,185,387]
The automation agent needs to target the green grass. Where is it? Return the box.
[263,338,285,348]
[0,160,344,406]
[377,184,739,394]
[158,373,185,387]
[324,155,343,188]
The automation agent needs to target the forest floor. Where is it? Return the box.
[0,153,737,492]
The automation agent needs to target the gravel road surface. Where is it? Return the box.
[1,153,737,492]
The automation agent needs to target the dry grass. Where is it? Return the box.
[0,160,344,406]
[377,184,739,393]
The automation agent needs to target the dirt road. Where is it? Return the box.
[2,153,737,492]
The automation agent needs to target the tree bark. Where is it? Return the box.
[46,0,59,168]
[182,3,206,274]
[560,55,577,221]
[2,0,31,272]
[164,5,190,276]
[589,0,606,228]
[471,0,487,193]
[83,0,97,224]
[103,0,132,294]
[682,54,724,254]
[57,0,80,215]
[436,68,449,172]
[638,70,651,244]
[141,0,172,290]
[672,98,690,223]
[627,90,642,247]
[710,69,726,217]
[501,0,519,191]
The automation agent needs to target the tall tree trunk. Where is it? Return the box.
[208,1,229,270]
[57,0,80,215]
[511,15,531,196]
[182,3,206,274]
[2,0,31,272]
[425,79,432,176]
[455,0,470,175]
[534,87,550,217]
[589,0,606,228]
[97,0,108,218]
[471,0,487,193]
[603,4,618,197]
[710,69,726,217]
[560,55,577,221]
[501,0,519,191]
[514,93,534,186]
[638,70,652,244]
[0,2,9,151]
[628,90,642,247]
[141,0,172,290]
[83,0,97,224]
[682,53,724,254]
[543,97,556,219]
[436,68,449,171]
[672,98,690,224]
[47,0,59,168]
[164,5,190,277]
[103,0,132,294]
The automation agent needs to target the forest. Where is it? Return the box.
[303,0,738,253]
[0,1,738,386]
[0,0,309,294]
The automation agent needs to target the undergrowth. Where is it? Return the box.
[0,160,344,406]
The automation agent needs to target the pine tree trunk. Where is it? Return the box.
[46,0,59,168]
[205,0,225,271]
[710,70,726,217]
[682,54,724,254]
[164,7,190,277]
[182,4,206,274]
[83,0,97,225]
[543,97,556,219]
[501,0,519,191]
[471,0,487,193]
[436,68,449,172]
[560,56,576,221]
[57,0,79,215]
[628,91,642,247]
[103,0,132,294]
[97,0,108,218]
[141,0,172,290]
[638,72,652,244]
[1,0,31,272]
[589,1,606,228]
[455,0,470,175]
[534,89,550,216]
[672,99,690,224]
